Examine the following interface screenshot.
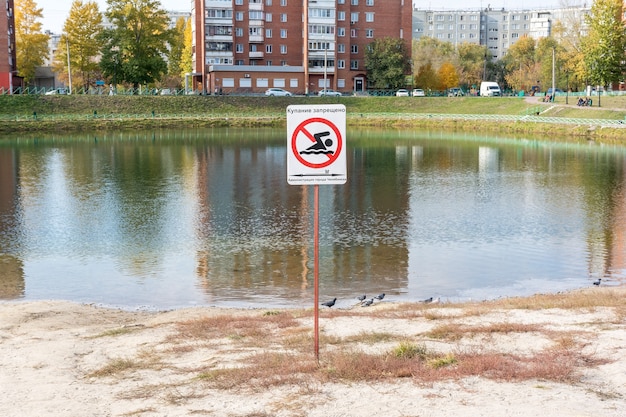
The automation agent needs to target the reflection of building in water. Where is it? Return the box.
[191,138,410,302]
[605,161,626,284]
[0,148,25,299]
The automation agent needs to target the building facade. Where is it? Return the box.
[0,0,19,92]
[192,0,413,94]
[413,6,591,61]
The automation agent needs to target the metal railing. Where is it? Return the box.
[1,111,624,128]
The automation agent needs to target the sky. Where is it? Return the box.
[37,0,568,34]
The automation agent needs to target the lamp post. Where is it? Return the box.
[565,71,569,105]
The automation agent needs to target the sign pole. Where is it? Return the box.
[314,184,320,360]
[286,104,346,361]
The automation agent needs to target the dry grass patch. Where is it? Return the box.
[426,322,543,341]
[175,311,301,345]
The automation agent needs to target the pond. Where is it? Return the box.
[0,128,624,310]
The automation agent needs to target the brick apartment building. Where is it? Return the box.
[191,0,412,95]
[0,0,20,92]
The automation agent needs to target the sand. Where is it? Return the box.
[1,287,625,417]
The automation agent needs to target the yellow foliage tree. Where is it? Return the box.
[53,1,103,91]
[15,0,50,85]
[437,61,459,90]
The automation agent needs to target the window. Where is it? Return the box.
[235,12,243,21]
[350,60,358,69]
[235,0,243,4]
[236,27,243,36]
[266,0,272,5]
[338,59,345,69]
[351,12,358,22]
[338,27,345,37]
[366,0,374,5]
[280,13,287,22]
[257,78,269,88]
[280,45,287,54]
[266,29,272,37]
[366,29,373,38]
[351,45,358,53]
[338,0,344,4]
[365,12,374,22]
[236,44,243,53]
[265,13,272,22]
[350,29,356,37]
[266,61,272,65]
[266,44,273,53]
[280,0,286,5]
[280,29,287,38]
[351,0,358,5]
[338,44,345,53]
[338,11,345,21]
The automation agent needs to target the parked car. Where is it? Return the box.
[396,89,410,97]
[160,88,173,95]
[265,88,292,96]
[412,88,425,97]
[479,82,501,97]
[447,87,464,97]
[318,89,342,97]
[45,88,68,95]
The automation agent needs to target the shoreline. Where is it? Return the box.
[1,286,625,416]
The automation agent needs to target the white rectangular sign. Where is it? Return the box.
[286,104,347,185]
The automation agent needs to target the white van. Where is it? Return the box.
[480,81,501,97]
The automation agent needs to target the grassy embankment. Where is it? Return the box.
[0,94,625,140]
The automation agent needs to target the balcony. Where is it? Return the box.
[249,35,264,43]
[249,51,264,59]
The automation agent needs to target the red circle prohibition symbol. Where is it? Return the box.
[291,117,342,169]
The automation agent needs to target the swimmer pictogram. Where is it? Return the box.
[300,131,334,155]
[291,117,342,169]
[286,104,347,185]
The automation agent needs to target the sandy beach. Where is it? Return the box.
[1,286,625,417]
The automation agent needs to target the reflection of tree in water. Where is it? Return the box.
[0,149,25,299]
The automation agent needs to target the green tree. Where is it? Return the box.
[98,0,173,91]
[14,0,50,85]
[53,1,103,91]
[364,37,411,89]
[581,0,626,88]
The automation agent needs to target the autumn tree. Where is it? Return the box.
[581,0,626,88]
[163,16,187,88]
[364,37,412,89]
[53,1,103,91]
[551,2,587,91]
[180,18,193,80]
[414,61,439,92]
[437,62,459,90]
[503,35,541,92]
[98,0,173,91]
[456,43,488,90]
[14,0,50,85]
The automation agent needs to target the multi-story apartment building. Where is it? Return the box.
[191,0,413,95]
[0,0,19,91]
[413,6,591,61]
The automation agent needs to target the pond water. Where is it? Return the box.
[1,128,625,310]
